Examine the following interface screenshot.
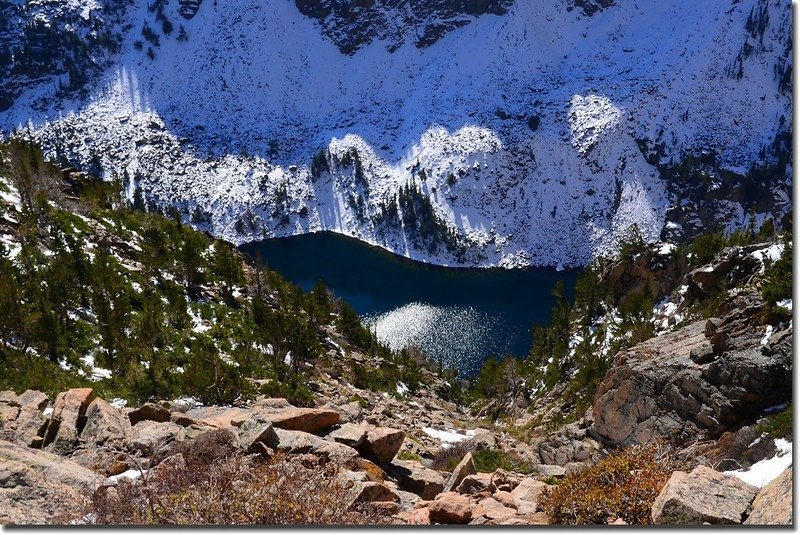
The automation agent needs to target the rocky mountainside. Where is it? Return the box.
[0,138,792,525]
[0,0,791,267]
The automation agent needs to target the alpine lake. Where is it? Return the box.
[240,232,577,377]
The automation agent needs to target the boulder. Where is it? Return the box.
[326,423,367,449]
[259,407,340,434]
[456,472,493,495]
[124,420,185,457]
[397,507,431,525]
[428,492,474,524]
[0,398,20,428]
[127,402,170,426]
[81,398,129,445]
[336,401,363,423]
[237,418,279,453]
[70,448,130,477]
[744,466,792,525]
[492,490,517,509]
[496,512,550,525]
[274,429,359,462]
[351,481,399,505]
[184,406,252,428]
[491,468,523,491]
[478,496,517,520]
[42,388,96,455]
[511,477,547,515]
[274,428,328,454]
[357,426,405,465]
[390,460,445,500]
[444,451,476,492]
[0,439,104,524]
[17,390,49,411]
[651,465,758,525]
[12,405,49,448]
[170,412,202,427]
[532,464,566,478]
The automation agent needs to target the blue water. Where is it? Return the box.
[240,232,576,376]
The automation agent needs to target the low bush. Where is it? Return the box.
[80,454,389,525]
[758,405,792,439]
[538,443,678,525]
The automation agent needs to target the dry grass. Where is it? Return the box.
[79,450,392,525]
[538,443,683,525]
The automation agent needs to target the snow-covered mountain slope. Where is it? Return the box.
[0,0,792,268]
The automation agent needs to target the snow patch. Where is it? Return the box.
[725,439,792,488]
[421,426,476,446]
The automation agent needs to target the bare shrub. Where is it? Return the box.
[81,454,391,525]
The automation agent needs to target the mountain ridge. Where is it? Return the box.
[0,0,792,268]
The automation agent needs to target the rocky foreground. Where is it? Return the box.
[0,381,791,525]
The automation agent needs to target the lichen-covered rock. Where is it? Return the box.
[592,291,792,448]
[0,439,103,524]
[82,398,129,445]
[651,465,758,525]
[745,466,792,525]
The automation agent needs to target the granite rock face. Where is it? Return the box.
[744,466,793,526]
[651,465,758,525]
[592,290,792,448]
[294,0,514,54]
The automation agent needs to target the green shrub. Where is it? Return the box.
[758,405,792,439]
[688,232,727,266]
[397,451,422,461]
[472,448,534,474]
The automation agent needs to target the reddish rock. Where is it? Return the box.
[397,507,431,525]
[428,492,474,524]
[652,465,758,525]
[444,451,476,492]
[745,466,792,525]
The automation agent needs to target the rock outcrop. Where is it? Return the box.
[592,290,792,448]
[651,465,758,525]
[745,466,793,525]
[294,0,514,54]
[42,388,96,455]
[0,439,104,525]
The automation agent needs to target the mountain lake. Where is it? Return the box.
[240,232,577,377]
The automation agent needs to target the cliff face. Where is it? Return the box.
[294,0,515,54]
[0,0,792,267]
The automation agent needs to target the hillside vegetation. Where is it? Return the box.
[0,139,427,406]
